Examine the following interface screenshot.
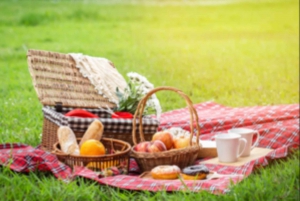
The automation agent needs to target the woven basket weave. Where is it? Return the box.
[27,49,158,150]
[53,138,131,171]
[130,86,202,172]
[27,49,115,108]
[41,113,156,151]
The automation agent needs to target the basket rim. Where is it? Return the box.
[130,144,201,158]
[53,137,131,158]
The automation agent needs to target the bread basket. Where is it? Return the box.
[130,86,202,172]
[53,138,131,172]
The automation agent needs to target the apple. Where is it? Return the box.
[147,140,167,153]
[152,131,173,150]
[133,141,150,152]
[173,136,190,149]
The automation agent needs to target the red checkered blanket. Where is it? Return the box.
[0,102,299,193]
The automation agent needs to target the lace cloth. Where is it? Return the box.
[69,53,127,104]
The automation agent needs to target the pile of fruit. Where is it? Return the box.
[133,129,195,153]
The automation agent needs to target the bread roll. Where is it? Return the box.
[79,119,104,147]
[57,126,80,155]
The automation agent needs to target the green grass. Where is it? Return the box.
[0,0,299,200]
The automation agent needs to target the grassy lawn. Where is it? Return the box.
[0,0,299,200]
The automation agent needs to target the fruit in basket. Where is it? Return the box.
[133,141,150,152]
[147,140,167,153]
[80,139,106,156]
[173,136,190,149]
[152,131,173,150]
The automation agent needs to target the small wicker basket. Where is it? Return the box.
[53,138,131,171]
[130,86,202,172]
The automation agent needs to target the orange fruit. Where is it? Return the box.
[80,139,106,156]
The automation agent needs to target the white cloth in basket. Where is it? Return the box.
[69,53,127,105]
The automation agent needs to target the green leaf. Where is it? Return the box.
[115,87,124,100]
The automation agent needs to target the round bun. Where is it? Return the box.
[151,165,181,180]
[181,164,209,180]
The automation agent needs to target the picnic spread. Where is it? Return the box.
[0,50,299,194]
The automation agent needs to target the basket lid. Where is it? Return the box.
[27,49,117,108]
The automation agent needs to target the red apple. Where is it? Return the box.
[147,140,167,153]
[134,141,150,152]
[152,131,173,150]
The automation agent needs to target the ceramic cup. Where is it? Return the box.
[214,133,247,163]
[228,128,260,157]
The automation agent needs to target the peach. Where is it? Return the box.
[173,136,190,149]
[147,140,167,153]
[152,131,173,150]
[134,141,150,152]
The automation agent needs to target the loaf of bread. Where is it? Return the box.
[57,126,80,155]
[79,119,104,147]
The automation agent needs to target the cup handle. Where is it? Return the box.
[250,131,260,150]
[237,138,247,158]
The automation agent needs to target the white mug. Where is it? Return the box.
[228,128,260,157]
[214,133,247,163]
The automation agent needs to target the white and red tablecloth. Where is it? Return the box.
[0,102,299,194]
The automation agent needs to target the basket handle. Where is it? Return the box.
[132,86,201,146]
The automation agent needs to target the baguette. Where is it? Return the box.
[79,119,104,147]
[57,126,80,155]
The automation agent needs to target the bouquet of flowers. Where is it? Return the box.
[113,72,161,118]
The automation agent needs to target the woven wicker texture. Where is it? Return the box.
[53,138,131,171]
[130,86,202,172]
[41,113,154,151]
[27,49,116,108]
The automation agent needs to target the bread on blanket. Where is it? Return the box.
[79,119,104,147]
[57,126,80,155]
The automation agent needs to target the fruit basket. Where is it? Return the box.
[53,138,131,172]
[130,86,202,172]
[27,49,159,151]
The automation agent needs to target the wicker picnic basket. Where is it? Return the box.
[27,49,159,151]
[53,138,131,171]
[130,86,202,172]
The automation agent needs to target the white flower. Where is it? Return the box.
[126,72,161,117]
[127,72,154,89]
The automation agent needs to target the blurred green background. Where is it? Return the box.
[0,0,299,145]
